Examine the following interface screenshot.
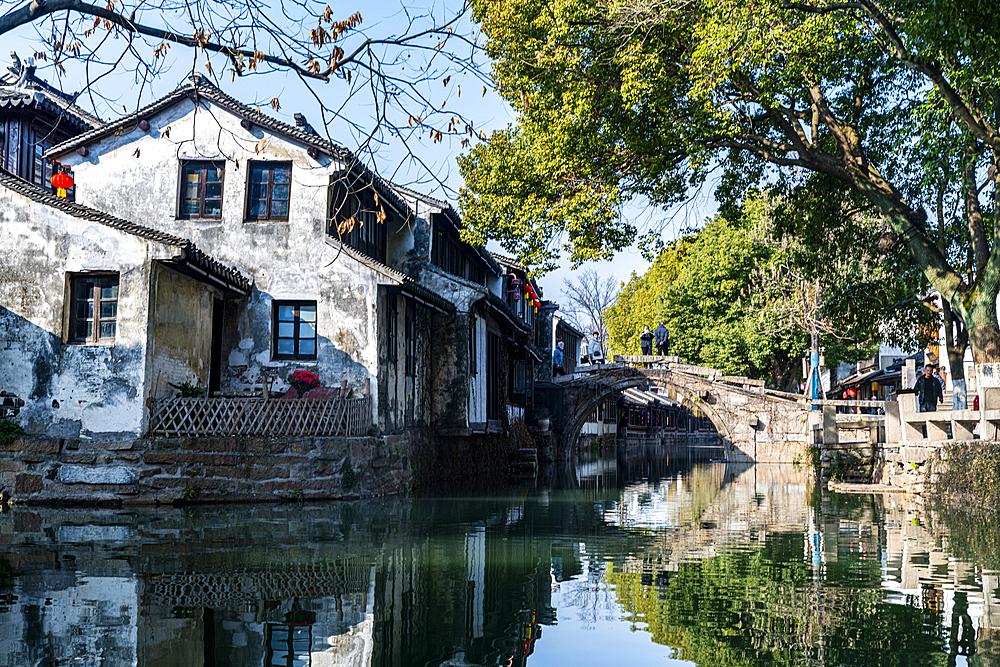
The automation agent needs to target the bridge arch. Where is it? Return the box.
[558,367,810,463]
[560,375,732,460]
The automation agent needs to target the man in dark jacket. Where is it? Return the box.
[653,322,669,357]
[915,363,943,412]
[639,326,654,368]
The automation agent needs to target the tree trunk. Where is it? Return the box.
[939,187,967,383]
[848,173,1000,362]
[964,288,1000,363]
[943,301,968,383]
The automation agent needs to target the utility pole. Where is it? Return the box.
[808,278,823,402]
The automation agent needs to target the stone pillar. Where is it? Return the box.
[535,301,559,382]
[903,358,916,390]
[822,405,838,446]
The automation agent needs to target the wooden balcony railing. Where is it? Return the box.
[149,396,373,438]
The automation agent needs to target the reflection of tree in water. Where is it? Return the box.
[557,559,622,630]
[604,532,950,667]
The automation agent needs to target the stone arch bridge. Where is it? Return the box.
[555,363,812,463]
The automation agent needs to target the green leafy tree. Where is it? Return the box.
[605,192,925,389]
[460,0,1000,361]
[604,233,694,357]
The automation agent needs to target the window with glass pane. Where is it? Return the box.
[273,301,317,359]
[247,162,291,221]
[69,274,118,343]
[179,160,224,219]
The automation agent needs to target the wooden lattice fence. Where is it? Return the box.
[149,396,373,438]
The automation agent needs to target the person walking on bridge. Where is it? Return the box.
[553,340,565,376]
[587,331,605,364]
[639,326,654,368]
[654,321,670,358]
[915,363,943,412]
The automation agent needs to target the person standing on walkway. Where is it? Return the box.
[553,340,565,376]
[915,363,943,412]
[588,331,605,364]
[654,321,669,357]
[639,326,654,368]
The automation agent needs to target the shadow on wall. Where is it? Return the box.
[0,306,145,440]
[220,286,373,395]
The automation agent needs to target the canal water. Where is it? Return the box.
[2,439,998,666]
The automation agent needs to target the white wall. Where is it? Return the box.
[58,99,390,405]
[0,186,172,439]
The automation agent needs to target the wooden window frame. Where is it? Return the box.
[272,300,318,360]
[469,316,478,376]
[178,159,225,220]
[387,294,398,363]
[68,273,119,344]
[246,161,292,222]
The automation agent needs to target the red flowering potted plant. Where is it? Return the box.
[287,370,320,397]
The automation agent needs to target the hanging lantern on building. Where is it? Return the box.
[507,273,521,300]
[51,171,74,199]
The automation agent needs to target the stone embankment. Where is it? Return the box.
[0,432,418,506]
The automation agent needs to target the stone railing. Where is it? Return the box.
[887,393,992,445]
[149,396,373,438]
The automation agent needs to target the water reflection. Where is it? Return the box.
[1,439,999,666]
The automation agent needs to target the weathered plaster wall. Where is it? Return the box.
[420,265,490,431]
[148,263,221,398]
[388,192,434,272]
[0,186,168,440]
[377,290,433,432]
[59,99,387,407]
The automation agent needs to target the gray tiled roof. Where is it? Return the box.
[0,70,103,129]
[45,74,412,222]
[0,168,250,294]
[490,252,525,272]
[390,182,501,276]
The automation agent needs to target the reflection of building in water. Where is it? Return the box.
[6,473,1000,666]
[0,572,139,667]
[371,511,556,667]
[139,560,377,666]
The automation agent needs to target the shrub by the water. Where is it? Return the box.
[934,442,1000,511]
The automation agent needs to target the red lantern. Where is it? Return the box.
[51,171,74,198]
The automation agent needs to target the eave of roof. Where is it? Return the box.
[323,235,454,313]
[555,317,585,340]
[0,168,250,295]
[482,291,530,334]
[398,278,455,314]
[45,74,413,220]
[0,85,103,130]
[490,252,525,272]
